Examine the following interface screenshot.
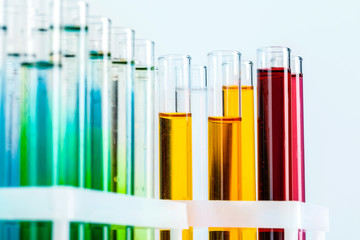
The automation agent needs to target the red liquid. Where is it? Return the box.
[257,68,291,239]
[290,73,306,240]
[290,73,305,202]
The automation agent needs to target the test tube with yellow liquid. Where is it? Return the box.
[240,61,256,240]
[207,51,241,240]
[158,55,192,240]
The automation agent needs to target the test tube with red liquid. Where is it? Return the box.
[290,56,305,240]
[257,46,291,240]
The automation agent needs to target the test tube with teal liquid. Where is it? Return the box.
[110,27,135,240]
[0,0,7,188]
[18,0,62,239]
[59,0,88,188]
[84,16,112,240]
[133,39,155,240]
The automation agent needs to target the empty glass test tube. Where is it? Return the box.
[257,46,291,240]
[109,27,135,240]
[158,55,192,240]
[191,65,208,240]
[207,50,241,240]
[290,56,305,240]
[133,39,155,240]
[59,0,88,188]
[239,60,256,240]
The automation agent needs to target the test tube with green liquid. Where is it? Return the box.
[84,16,112,240]
[19,0,62,238]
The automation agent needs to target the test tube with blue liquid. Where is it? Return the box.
[59,0,88,188]
[0,0,7,188]
[109,26,135,240]
[85,16,112,240]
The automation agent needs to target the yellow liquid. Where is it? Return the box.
[209,86,241,240]
[240,86,256,240]
[159,113,193,240]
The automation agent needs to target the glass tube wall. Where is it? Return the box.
[110,27,135,195]
[257,46,291,240]
[290,56,305,240]
[191,65,208,240]
[59,0,88,188]
[133,39,155,240]
[240,60,256,240]
[207,50,241,240]
[158,54,192,240]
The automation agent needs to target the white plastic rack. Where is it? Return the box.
[0,187,329,240]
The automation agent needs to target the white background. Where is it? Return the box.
[88,0,360,239]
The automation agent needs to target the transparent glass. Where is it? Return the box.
[84,16,112,240]
[85,16,111,191]
[0,1,5,187]
[110,27,135,240]
[240,60,257,240]
[19,1,62,238]
[158,54,192,240]
[3,5,23,189]
[257,46,291,240]
[134,39,155,240]
[191,65,208,240]
[59,0,88,188]
[290,56,305,240]
[207,50,241,240]
[110,27,135,194]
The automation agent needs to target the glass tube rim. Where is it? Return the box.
[292,55,303,62]
[191,64,207,88]
[112,26,135,35]
[158,54,191,61]
[88,16,111,25]
[135,38,154,46]
[207,50,241,58]
[257,46,290,54]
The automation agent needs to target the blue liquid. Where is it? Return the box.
[4,54,21,187]
[84,52,111,240]
[20,62,55,186]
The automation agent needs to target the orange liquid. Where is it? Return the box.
[208,86,241,240]
[159,112,193,240]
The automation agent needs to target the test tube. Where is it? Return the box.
[191,65,208,240]
[85,16,112,239]
[290,56,305,240]
[0,1,20,239]
[109,27,135,240]
[257,46,291,240]
[19,1,62,239]
[110,27,135,194]
[59,0,88,187]
[207,50,241,240]
[134,39,155,240]
[4,4,24,189]
[0,0,6,188]
[240,60,256,240]
[158,54,192,240]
